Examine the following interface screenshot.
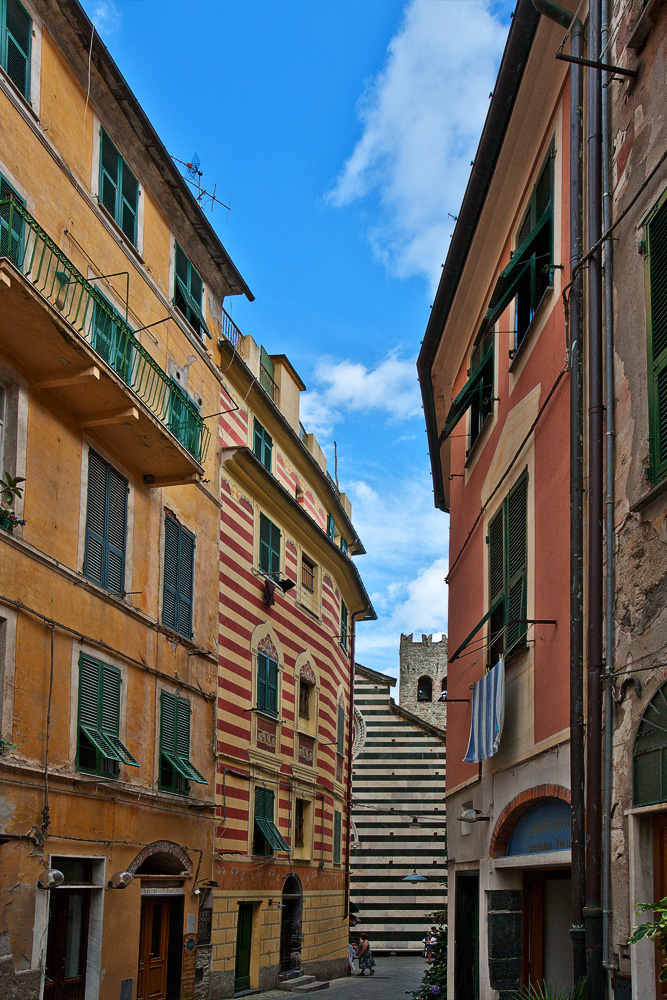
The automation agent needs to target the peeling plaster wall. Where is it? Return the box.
[608,0,667,989]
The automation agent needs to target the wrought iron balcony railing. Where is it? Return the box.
[259,362,277,402]
[220,307,242,351]
[0,197,210,464]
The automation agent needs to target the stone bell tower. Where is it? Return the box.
[398,633,448,729]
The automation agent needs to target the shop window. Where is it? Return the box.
[418,676,432,702]
[77,653,138,777]
[83,450,128,596]
[645,189,667,484]
[99,129,139,245]
[159,690,208,794]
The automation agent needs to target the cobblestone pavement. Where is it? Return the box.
[260,955,426,1000]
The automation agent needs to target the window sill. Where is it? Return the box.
[630,475,667,512]
[254,708,281,723]
[0,66,38,121]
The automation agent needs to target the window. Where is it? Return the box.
[257,651,278,716]
[99,129,139,245]
[1,0,31,99]
[333,810,342,864]
[301,554,315,593]
[340,536,348,556]
[77,653,138,777]
[91,294,133,384]
[83,450,128,596]
[163,514,195,638]
[259,512,281,577]
[486,147,554,354]
[174,243,209,338]
[0,175,25,267]
[441,326,494,450]
[645,190,667,484]
[340,601,348,652]
[253,786,289,855]
[168,380,201,458]
[253,419,273,471]
[336,703,345,756]
[294,798,305,848]
[159,690,207,794]
[417,676,433,702]
[327,514,335,541]
[634,680,667,806]
[298,680,310,720]
[488,471,528,664]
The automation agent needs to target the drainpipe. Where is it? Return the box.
[601,0,616,979]
[532,0,586,984]
[585,0,606,994]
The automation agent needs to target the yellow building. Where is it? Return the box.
[0,1,250,998]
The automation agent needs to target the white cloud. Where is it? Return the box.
[300,350,421,438]
[327,0,508,290]
[89,1,122,36]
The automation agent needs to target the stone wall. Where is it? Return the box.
[398,633,448,729]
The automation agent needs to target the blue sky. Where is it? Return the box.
[82,0,513,675]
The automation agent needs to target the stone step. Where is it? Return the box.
[293,982,330,993]
[277,976,315,990]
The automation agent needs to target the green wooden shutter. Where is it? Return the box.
[84,451,108,587]
[333,810,342,864]
[160,690,176,753]
[488,510,504,608]
[100,663,138,766]
[177,526,194,638]
[648,196,667,483]
[77,655,122,766]
[106,465,127,595]
[327,514,335,540]
[340,601,348,651]
[120,161,138,244]
[505,473,528,651]
[100,130,120,218]
[337,704,345,755]
[0,175,25,266]
[4,0,31,99]
[163,515,179,630]
[175,696,190,760]
[257,652,268,712]
[259,513,280,576]
[267,657,278,715]
[260,347,274,379]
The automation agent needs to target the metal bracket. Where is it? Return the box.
[555,52,637,79]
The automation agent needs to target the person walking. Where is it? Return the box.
[426,926,438,963]
[356,933,376,976]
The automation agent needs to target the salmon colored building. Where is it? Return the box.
[418,2,579,996]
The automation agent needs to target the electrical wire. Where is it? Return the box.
[65,24,95,229]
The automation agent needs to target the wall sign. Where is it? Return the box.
[506,799,571,856]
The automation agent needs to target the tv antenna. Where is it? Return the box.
[171,153,230,214]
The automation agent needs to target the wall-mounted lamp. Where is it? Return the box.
[108,871,133,889]
[401,869,429,883]
[267,899,285,908]
[458,809,490,824]
[37,868,64,890]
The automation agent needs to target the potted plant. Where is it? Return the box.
[0,471,26,533]
[628,897,667,981]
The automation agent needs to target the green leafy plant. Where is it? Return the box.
[628,897,667,981]
[0,471,25,504]
[406,915,447,1000]
[512,980,587,1000]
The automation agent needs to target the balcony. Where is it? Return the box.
[259,362,277,402]
[0,198,210,483]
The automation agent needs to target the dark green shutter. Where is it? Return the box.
[120,162,138,244]
[175,697,190,760]
[4,0,31,98]
[333,811,342,864]
[253,420,272,470]
[340,601,348,651]
[505,473,528,651]
[0,175,25,265]
[78,654,137,770]
[99,129,138,245]
[327,514,335,540]
[100,130,119,218]
[337,704,345,755]
[159,690,207,786]
[488,510,504,608]
[257,652,268,712]
[100,662,138,765]
[174,242,209,337]
[84,451,127,595]
[254,787,289,851]
[106,466,127,595]
[84,451,106,585]
[163,516,179,630]
[648,195,667,483]
[178,527,194,637]
[257,652,278,715]
[160,690,176,753]
[259,513,280,576]
[163,515,194,638]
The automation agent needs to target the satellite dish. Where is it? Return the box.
[109,871,133,889]
[37,868,64,890]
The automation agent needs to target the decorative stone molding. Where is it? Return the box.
[489,784,571,858]
[128,840,193,876]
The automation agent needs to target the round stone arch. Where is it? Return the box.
[294,650,319,734]
[127,840,193,877]
[489,784,571,858]
[250,622,285,665]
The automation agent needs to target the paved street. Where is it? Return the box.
[261,956,427,1000]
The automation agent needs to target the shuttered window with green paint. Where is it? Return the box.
[168,379,201,458]
[340,601,348,653]
[159,690,208,794]
[440,326,495,450]
[333,810,342,864]
[253,419,273,471]
[163,514,195,638]
[257,651,279,716]
[336,703,345,755]
[91,293,133,384]
[487,471,528,665]
[0,174,25,267]
[1,0,31,99]
[174,243,210,338]
[84,450,127,596]
[253,786,289,855]
[99,129,139,245]
[327,513,335,541]
[646,190,667,484]
[77,653,138,777]
[259,512,281,577]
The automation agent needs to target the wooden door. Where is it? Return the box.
[654,816,667,998]
[137,897,170,1000]
[234,903,253,993]
[44,889,91,1000]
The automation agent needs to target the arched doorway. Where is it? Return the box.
[279,874,303,978]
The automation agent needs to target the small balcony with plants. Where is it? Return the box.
[0,197,210,484]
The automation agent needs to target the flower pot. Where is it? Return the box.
[0,516,14,533]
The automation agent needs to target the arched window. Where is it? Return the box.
[634,683,667,806]
[417,676,432,702]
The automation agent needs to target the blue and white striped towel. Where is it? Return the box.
[463,658,505,763]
